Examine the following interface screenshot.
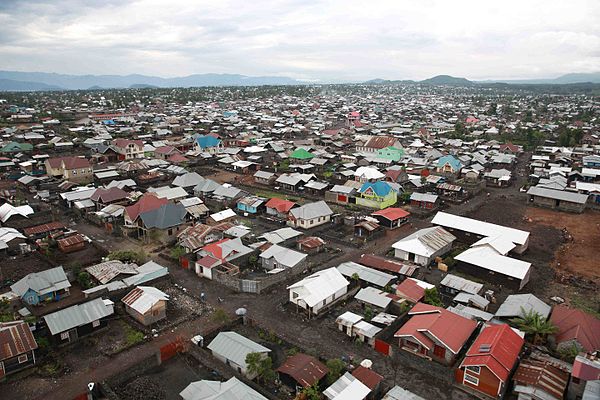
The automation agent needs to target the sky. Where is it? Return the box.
[0,0,599,82]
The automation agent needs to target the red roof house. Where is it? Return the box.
[0,321,38,379]
[371,207,410,228]
[277,353,328,389]
[265,198,296,218]
[456,323,524,398]
[395,278,426,303]
[394,302,477,365]
[124,193,168,225]
[550,305,600,353]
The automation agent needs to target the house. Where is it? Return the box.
[376,146,404,162]
[455,244,532,290]
[527,186,588,213]
[154,145,180,160]
[0,321,38,381]
[357,136,402,153]
[371,208,410,229]
[352,366,384,399]
[10,266,71,305]
[265,198,297,219]
[439,274,483,297]
[180,377,268,400]
[568,352,600,400]
[122,286,169,326]
[358,254,419,278]
[456,324,524,398]
[277,353,328,392]
[112,139,144,160]
[0,227,26,254]
[177,222,233,253]
[382,386,426,400]
[138,202,191,243]
[173,172,205,191]
[44,156,93,182]
[513,356,569,400]
[259,244,307,271]
[290,148,315,162]
[410,192,440,210]
[195,135,223,154]
[258,227,302,245]
[336,311,364,336]
[275,173,315,191]
[495,294,551,320]
[432,211,530,254]
[56,233,87,253]
[207,331,271,378]
[395,278,434,303]
[236,195,266,215]
[324,372,371,400]
[392,227,455,266]
[436,155,462,175]
[337,262,395,288]
[195,238,253,279]
[253,170,276,185]
[354,166,385,182]
[394,302,477,365]
[355,287,393,311]
[43,298,114,344]
[484,169,512,187]
[288,267,349,316]
[207,208,237,225]
[288,201,333,229]
[0,203,34,226]
[356,181,398,209]
[549,305,600,353]
[90,187,129,209]
[297,236,326,254]
[123,193,168,228]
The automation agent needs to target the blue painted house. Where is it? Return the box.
[237,196,267,214]
[356,181,398,209]
[195,134,223,154]
[10,267,71,305]
[436,155,463,175]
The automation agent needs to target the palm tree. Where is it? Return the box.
[510,307,557,345]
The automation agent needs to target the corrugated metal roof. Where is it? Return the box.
[207,332,270,369]
[43,298,114,335]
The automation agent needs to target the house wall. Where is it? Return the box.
[456,366,501,398]
[356,191,397,209]
[288,215,331,229]
[399,336,456,365]
[126,301,166,326]
[1,349,35,378]
[455,260,525,290]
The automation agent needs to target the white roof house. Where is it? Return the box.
[324,372,371,400]
[287,267,349,310]
[207,332,270,371]
[0,203,34,223]
[392,226,456,258]
[43,298,114,335]
[354,166,385,181]
[259,244,307,269]
[289,201,333,221]
[336,311,363,327]
[495,294,551,319]
[121,286,169,314]
[439,274,483,295]
[180,377,268,400]
[336,262,394,288]
[209,208,237,222]
[355,287,393,309]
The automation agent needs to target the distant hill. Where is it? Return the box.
[129,83,159,89]
[0,70,306,91]
[420,75,474,86]
[0,78,64,91]
[477,72,600,84]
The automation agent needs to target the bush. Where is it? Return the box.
[211,308,230,324]
[424,287,443,307]
[326,358,345,385]
[170,246,187,259]
[107,250,146,264]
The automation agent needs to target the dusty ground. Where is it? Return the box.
[523,207,600,280]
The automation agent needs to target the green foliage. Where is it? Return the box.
[301,383,322,400]
[36,336,50,351]
[510,307,557,344]
[76,271,94,289]
[323,171,333,179]
[399,301,411,314]
[326,358,345,385]
[124,323,145,346]
[107,250,146,264]
[170,245,187,259]
[248,255,258,268]
[245,353,276,383]
[351,273,360,282]
[211,308,230,324]
[443,256,456,268]
[424,287,443,307]
[557,343,580,363]
[364,305,373,321]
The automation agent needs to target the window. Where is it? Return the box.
[466,366,480,374]
[18,354,28,363]
[92,320,100,328]
[292,292,299,299]
[464,374,479,386]
[572,377,580,384]
[60,331,70,340]
[168,229,173,235]
[322,299,326,306]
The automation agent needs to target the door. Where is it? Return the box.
[433,344,446,359]
[68,328,78,342]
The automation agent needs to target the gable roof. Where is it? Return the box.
[0,321,38,361]
[139,202,188,229]
[437,155,462,171]
[392,226,455,258]
[550,305,600,352]
[43,298,114,335]
[259,244,307,268]
[359,181,392,197]
[11,266,70,297]
[207,332,270,369]
[124,193,168,222]
[460,324,524,382]
[265,198,296,213]
[363,136,399,149]
[196,135,222,149]
[290,148,315,160]
[289,201,333,221]
[495,294,551,319]
[90,187,128,203]
[394,302,477,354]
[287,267,349,308]
[180,377,267,400]
[277,353,328,388]
[121,286,169,314]
[372,207,410,221]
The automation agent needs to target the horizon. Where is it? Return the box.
[1,1,599,82]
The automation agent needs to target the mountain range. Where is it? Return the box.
[0,70,599,91]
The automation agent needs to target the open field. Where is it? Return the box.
[523,207,600,280]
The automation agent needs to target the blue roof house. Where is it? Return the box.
[436,155,463,175]
[356,181,398,209]
[195,135,223,154]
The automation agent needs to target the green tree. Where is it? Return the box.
[245,353,276,383]
[351,273,360,284]
[170,246,187,259]
[510,307,557,345]
[326,358,345,385]
[424,287,443,307]
[364,305,373,321]
[301,383,322,400]
[211,308,230,324]
[245,352,263,378]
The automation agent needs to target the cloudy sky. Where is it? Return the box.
[0,0,598,81]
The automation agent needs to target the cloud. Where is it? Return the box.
[0,0,598,81]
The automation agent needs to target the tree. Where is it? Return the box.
[364,305,373,321]
[510,307,557,345]
[245,352,263,379]
[301,383,322,400]
[211,308,230,324]
[245,353,276,383]
[170,246,187,259]
[424,287,443,307]
[326,358,345,385]
[351,273,360,284]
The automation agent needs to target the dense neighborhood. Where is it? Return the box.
[0,83,598,400]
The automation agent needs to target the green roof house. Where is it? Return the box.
[0,142,33,153]
[290,148,315,160]
[376,146,404,162]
